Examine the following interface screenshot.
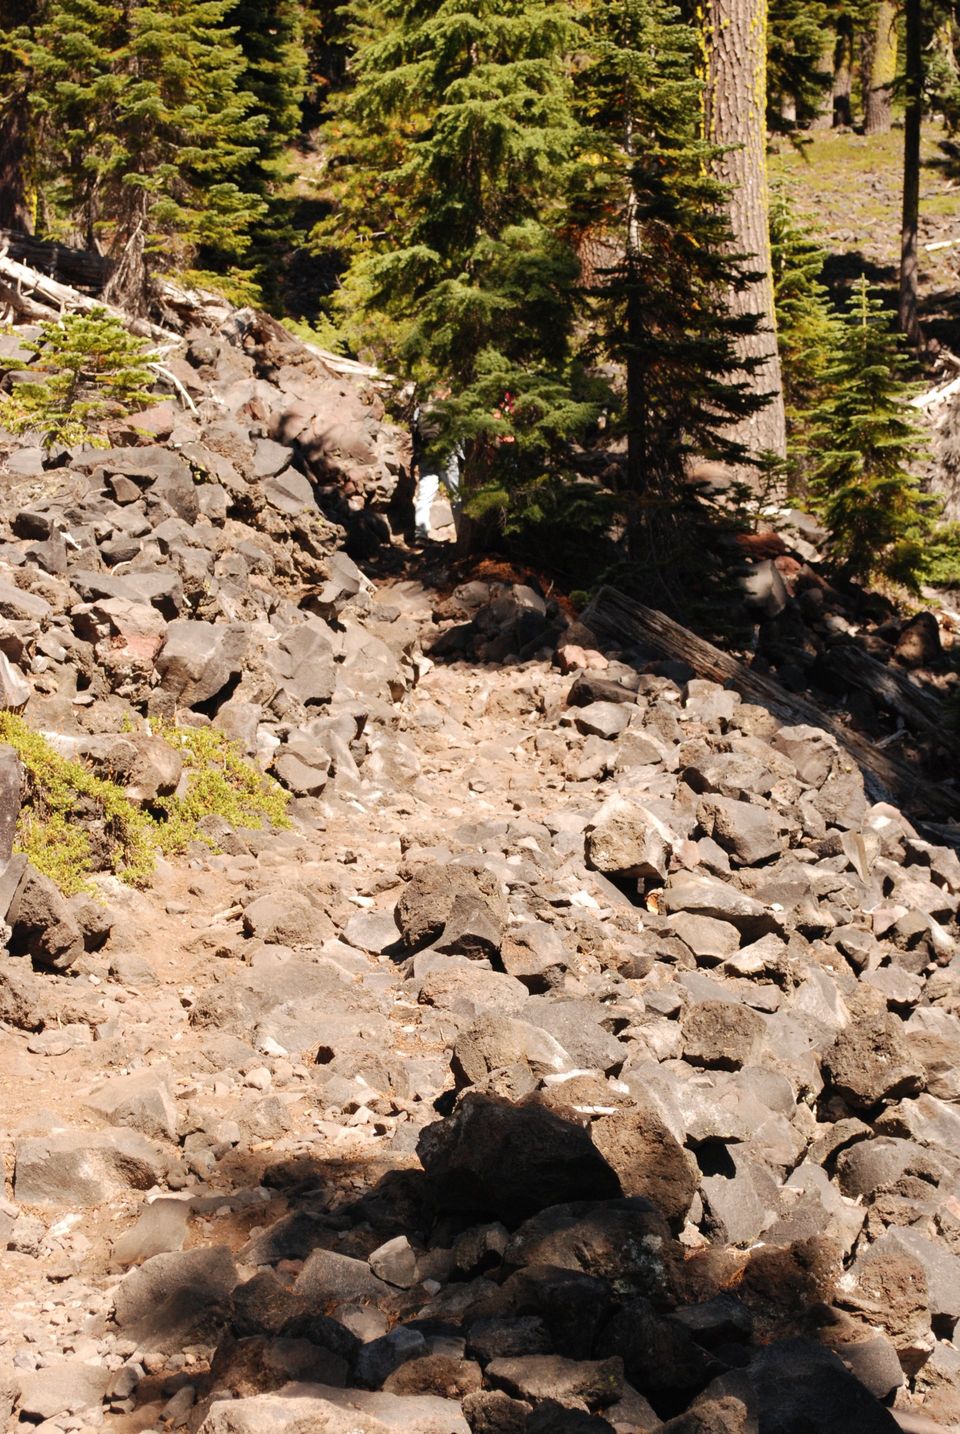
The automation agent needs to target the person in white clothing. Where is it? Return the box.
[412,388,462,542]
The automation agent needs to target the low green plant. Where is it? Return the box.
[177,267,265,309]
[0,712,156,894]
[281,315,349,356]
[922,521,960,587]
[152,723,290,854]
[0,308,158,449]
[0,714,290,894]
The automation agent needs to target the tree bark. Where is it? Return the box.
[863,0,898,135]
[812,33,837,129]
[899,0,922,347]
[0,91,32,232]
[833,18,854,127]
[705,0,787,478]
[103,190,149,317]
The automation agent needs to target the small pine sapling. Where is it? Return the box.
[809,278,931,590]
[0,308,158,448]
[770,191,840,494]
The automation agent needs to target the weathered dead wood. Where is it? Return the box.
[820,643,947,747]
[0,229,113,291]
[583,585,959,824]
[0,251,178,344]
[0,277,56,322]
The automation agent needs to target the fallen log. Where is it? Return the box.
[582,585,960,826]
[0,276,56,323]
[0,250,178,344]
[0,228,113,291]
[818,642,948,749]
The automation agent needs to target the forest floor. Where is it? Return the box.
[769,121,960,354]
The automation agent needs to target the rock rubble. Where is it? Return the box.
[0,302,959,1434]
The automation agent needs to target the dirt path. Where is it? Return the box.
[0,581,588,1431]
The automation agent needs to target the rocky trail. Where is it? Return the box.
[1,286,960,1434]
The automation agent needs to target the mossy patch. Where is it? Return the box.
[0,714,290,895]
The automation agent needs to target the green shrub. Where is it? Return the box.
[922,522,960,587]
[0,308,158,449]
[152,723,290,854]
[281,315,349,356]
[0,714,290,894]
[0,712,156,894]
[808,279,932,591]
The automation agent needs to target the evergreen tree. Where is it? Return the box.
[318,0,595,489]
[770,192,839,491]
[767,0,832,131]
[572,0,770,501]
[0,308,158,448]
[216,0,310,301]
[0,0,41,230]
[809,279,930,588]
[23,0,267,307]
[226,0,307,162]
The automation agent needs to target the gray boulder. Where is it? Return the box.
[6,864,84,970]
[15,1126,168,1205]
[155,619,248,707]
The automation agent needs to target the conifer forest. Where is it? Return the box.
[5,7,960,1434]
[5,0,960,608]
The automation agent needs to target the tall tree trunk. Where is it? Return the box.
[624,165,650,497]
[833,18,854,127]
[899,0,922,346]
[812,33,837,129]
[0,92,32,231]
[863,0,898,135]
[705,0,787,478]
[103,190,150,316]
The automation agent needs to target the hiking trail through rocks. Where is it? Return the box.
[1,290,960,1434]
[4,599,960,1434]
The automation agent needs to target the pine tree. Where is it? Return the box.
[226,0,307,162]
[318,0,595,489]
[0,308,158,448]
[809,279,930,588]
[572,0,770,501]
[211,0,310,301]
[770,192,839,491]
[23,0,267,307]
[0,0,40,230]
[767,0,832,130]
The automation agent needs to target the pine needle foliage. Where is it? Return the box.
[767,0,832,132]
[0,308,158,449]
[318,0,598,485]
[20,0,266,300]
[770,192,840,493]
[577,0,773,484]
[570,0,769,586]
[809,278,931,589]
